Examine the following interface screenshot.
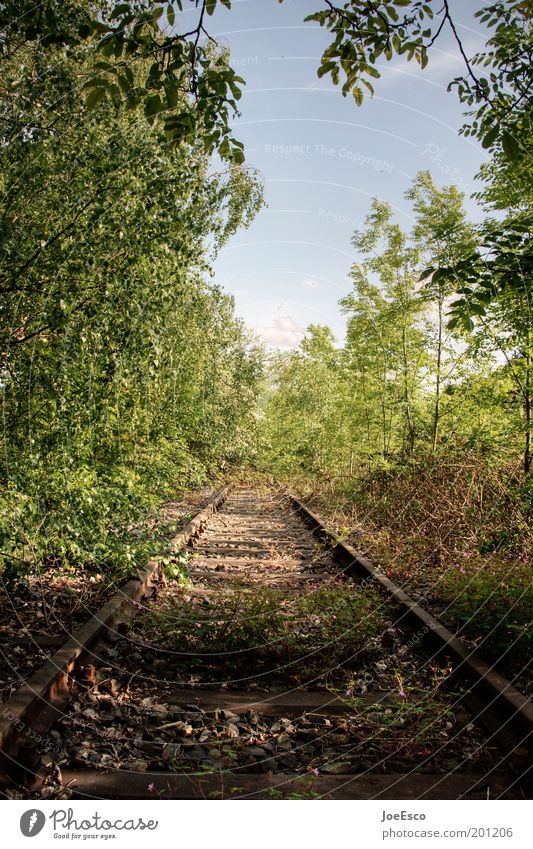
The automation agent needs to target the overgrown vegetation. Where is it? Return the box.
[137,584,393,682]
[296,457,531,675]
[0,1,530,681]
[0,2,264,586]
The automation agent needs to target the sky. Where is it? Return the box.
[180,1,491,348]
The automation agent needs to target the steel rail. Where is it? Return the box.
[290,495,533,764]
[0,486,230,781]
[0,483,530,799]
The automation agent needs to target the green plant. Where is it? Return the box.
[439,561,532,674]
[136,582,392,682]
[163,550,192,584]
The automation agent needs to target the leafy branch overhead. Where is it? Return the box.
[284,0,531,158]
[4,1,531,162]
[0,1,245,162]
[84,1,246,162]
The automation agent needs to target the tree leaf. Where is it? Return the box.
[481,124,499,148]
[110,3,131,19]
[85,87,107,108]
[232,146,245,164]
[219,136,230,153]
[352,86,364,106]
[501,130,520,160]
[317,61,337,78]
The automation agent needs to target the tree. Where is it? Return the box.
[406,171,477,450]
[0,9,265,581]
[342,200,426,455]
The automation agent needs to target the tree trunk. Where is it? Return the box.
[401,324,415,452]
[432,295,443,452]
[525,347,531,476]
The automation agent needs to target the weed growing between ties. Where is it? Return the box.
[333,661,463,761]
[134,583,393,683]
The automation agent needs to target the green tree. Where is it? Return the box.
[342,200,425,455]
[406,171,477,450]
[0,11,264,580]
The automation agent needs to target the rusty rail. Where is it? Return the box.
[0,486,229,780]
[0,483,530,798]
[291,495,533,762]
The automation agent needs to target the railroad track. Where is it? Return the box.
[0,485,531,800]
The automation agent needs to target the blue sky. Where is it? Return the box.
[184,1,491,347]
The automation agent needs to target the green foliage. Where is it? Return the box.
[7,2,528,162]
[423,216,532,473]
[0,6,265,586]
[339,661,457,746]
[258,326,348,476]
[446,221,532,329]
[140,583,391,677]
[0,1,244,161]
[449,2,532,159]
[439,555,532,673]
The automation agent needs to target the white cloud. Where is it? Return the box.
[231,288,248,296]
[260,315,305,349]
[300,277,322,290]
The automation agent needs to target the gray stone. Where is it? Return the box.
[321,761,352,775]
[240,745,267,759]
